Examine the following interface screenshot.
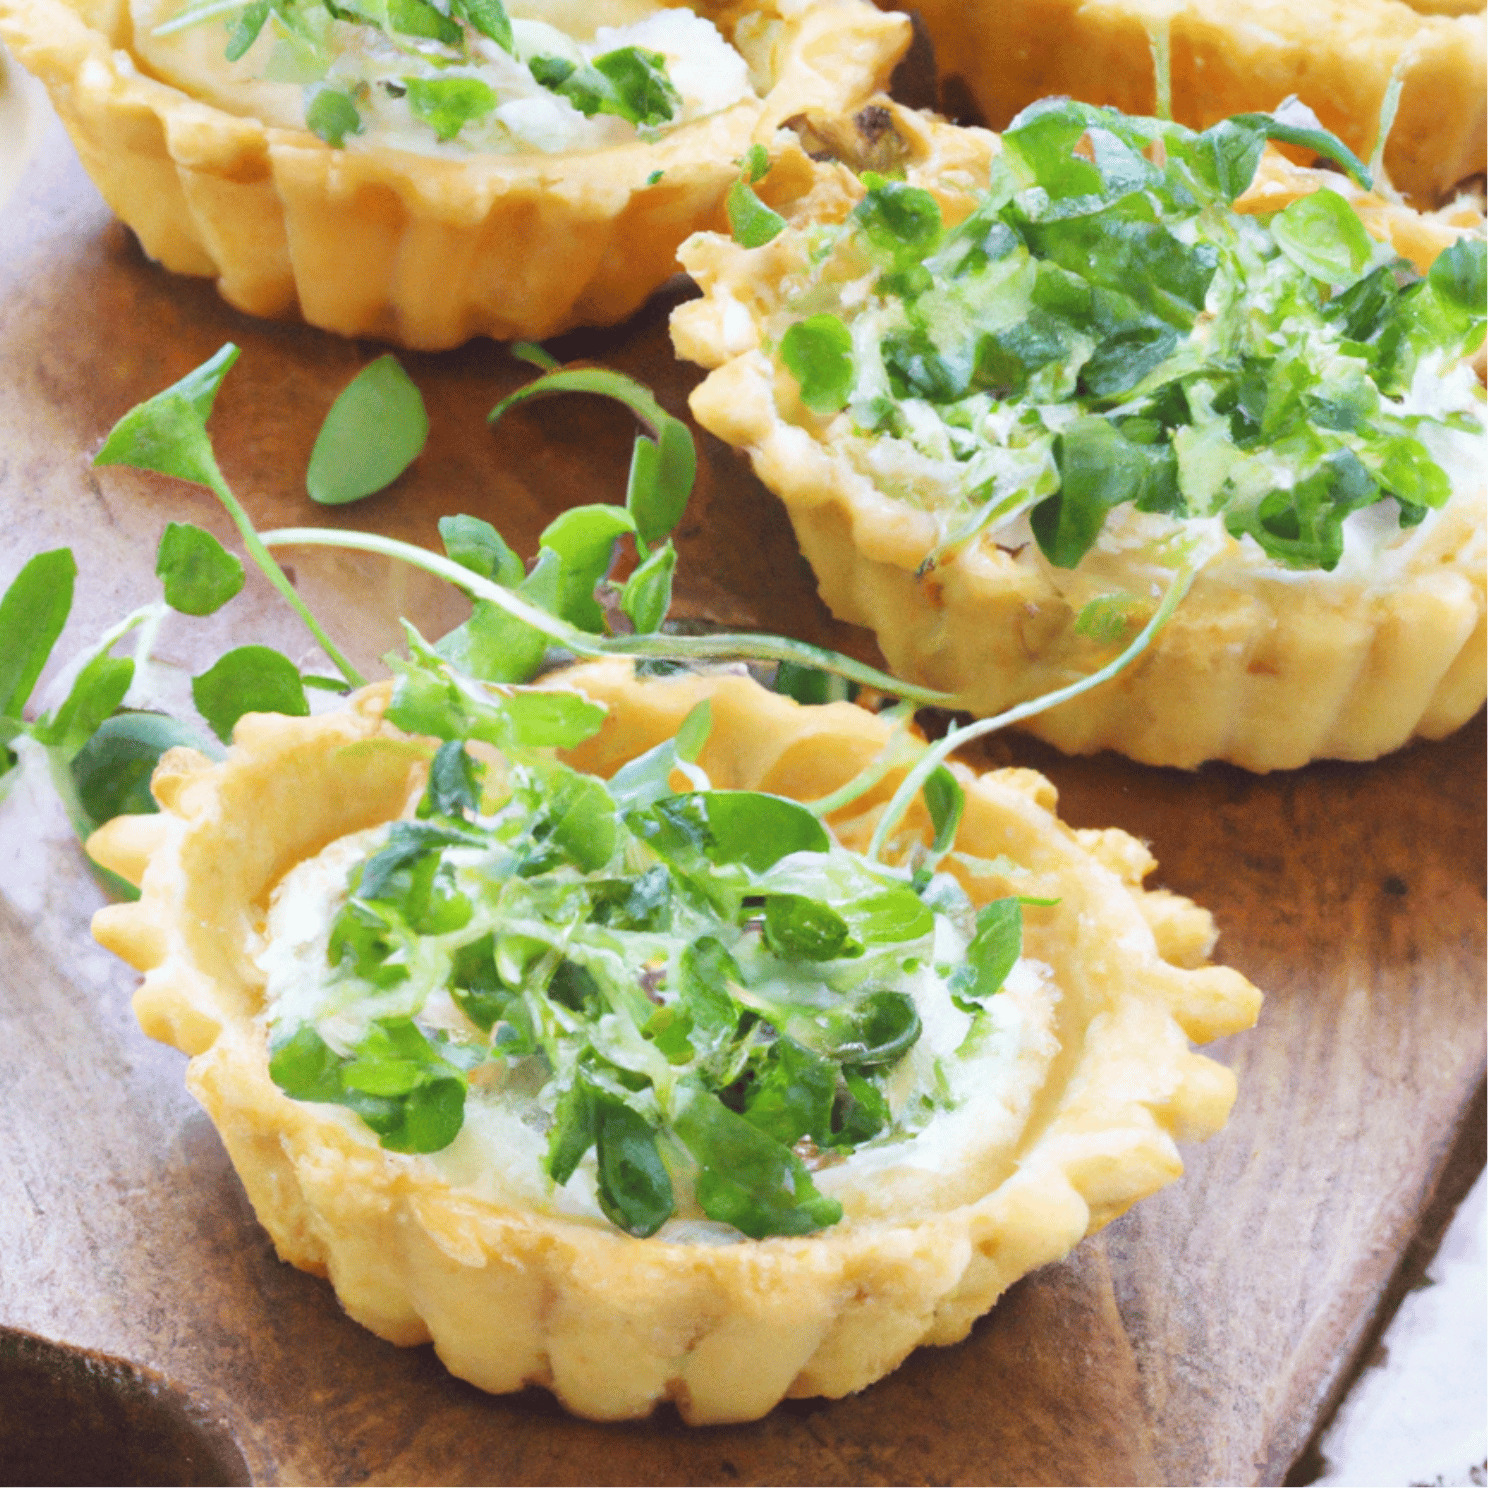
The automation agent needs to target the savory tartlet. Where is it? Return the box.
[87,660,1259,1423]
[887,0,1486,205]
[0,0,910,345]
[673,102,1487,771]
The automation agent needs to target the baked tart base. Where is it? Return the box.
[88,661,1258,1423]
[886,0,1486,206]
[0,0,909,346]
[673,106,1487,773]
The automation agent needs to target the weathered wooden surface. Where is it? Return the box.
[1,106,1483,1487]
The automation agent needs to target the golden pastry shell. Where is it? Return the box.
[0,0,910,347]
[672,105,1488,772]
[883,0,1486,206]
[88,660,1260,1423]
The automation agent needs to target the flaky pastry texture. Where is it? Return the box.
[88,660,1259,1423]
[673,105,1487,772]
[0,0,908,346]
[886,0,1486,206]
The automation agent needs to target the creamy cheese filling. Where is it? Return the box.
[132,0,757,155]
[256,823,1062,1237]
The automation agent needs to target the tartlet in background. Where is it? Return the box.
[0,0,909,346]
[881,0,1486,205]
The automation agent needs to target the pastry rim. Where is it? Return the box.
[88,660,1260,1423]
[0,0,911,346]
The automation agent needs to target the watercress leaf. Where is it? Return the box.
[402,75,499,142]
[742,1036,836,1147]
[531,761,618,872]
[358,819,479,902]
[305,86,363,148]
[950,897,1021,1010]
[1227,110,1372,190]
[449,0,511,50]
[307,355,428,505]
[640,791,830,874]
[1427,235,1487,340]
[830,1068,889,1149]
[1034,417,1179,567]
[489,368,695,545]
[619,539,675,635]
[780,314,855,415]
[191,645,309,742]
[804,989,921,1069]
[591,45,679,127]
[842,887,935,947]
[419,739,484,820]
[0,548,75,719]
[1270,187,1374,287]
[726,178,786,248]
[434,597,549,686]
[853,174,943,260]
[676,935,742,1055]
[538,503,637,632]
[1000,101,1106,199]
[379,1076,467,1153]
[1185,117,1268,201]
[728,141,764,182]
[762,894,851,961]
[497,688,607,749]
[224,0,269,61]
[70,711,214,827]
[438,514,524,589]
[269,1024,345,1103]
[593,1094,673,1237]
[771,662,856,705]
[388,0,461,43]
[545,1078,596,1184]
[155,521,244,615]
[94,344,240,486]
[922,766,964,856]
[31,653,132,759]
[674,1088,842,1238]
[1079,321,1179,399]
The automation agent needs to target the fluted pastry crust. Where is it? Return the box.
[0,0,909,346]
[887,0,1486,205]
[673,107,1487,772]
[88,661,1259,1422]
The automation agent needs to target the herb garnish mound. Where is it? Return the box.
[769,98,1486,574]
[265,714,1025,1241]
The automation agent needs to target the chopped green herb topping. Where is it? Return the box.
[756,99,1486,572]
[265,728,1027,1239]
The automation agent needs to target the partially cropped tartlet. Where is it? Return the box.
[88,660,1258,1423]
[0,0,909,345]
[884,0,1486,206]
[673,102,1487,771]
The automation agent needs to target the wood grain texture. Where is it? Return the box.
[1,108,1483,1487]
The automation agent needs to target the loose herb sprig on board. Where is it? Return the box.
[1,345,1201,1237]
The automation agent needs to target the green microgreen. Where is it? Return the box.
[307,355,429,506]
[759,98,1480,577]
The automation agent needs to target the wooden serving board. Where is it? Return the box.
[1,103,1483,1488]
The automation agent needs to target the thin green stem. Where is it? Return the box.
[209,482,366,688]
[803,702,919,817]
[867,538,1213,861]
[260,526,959,706]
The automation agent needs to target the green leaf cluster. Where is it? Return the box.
[266,714,1013,1239]
[764,98,1485,572]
